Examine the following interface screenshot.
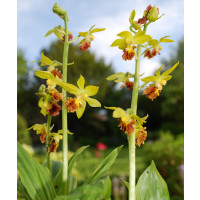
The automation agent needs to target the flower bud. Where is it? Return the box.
[53,3,66,19]
[147,6,159,22]
[39,84,46,92]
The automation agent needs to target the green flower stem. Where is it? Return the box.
[62,12,69,195]
[46,115,52,171]
[128,25,147,200]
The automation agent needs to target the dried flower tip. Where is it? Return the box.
[48,142,59,152]
[65,97,80,112]
[79,41,91,51]
[118,119,135,136]
[122,46,137,61]
[51,68,62,79]
[143,86,160,100]
[47,102,61,116]
[135,127,147,147]
[40,132,46,143]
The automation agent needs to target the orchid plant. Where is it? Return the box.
[17,3,179,200]
[17,3,123,200]
[106,5,179,200]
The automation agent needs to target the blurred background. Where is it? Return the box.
[17,0,184,199]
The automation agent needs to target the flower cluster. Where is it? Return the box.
[105,107,148,146]
[141,62,179,100]
[27,124,73,152]
[78,25,105,51]
[111,30,152,61]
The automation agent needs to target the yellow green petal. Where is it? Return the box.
[117,31,133,39]
[113,108,126,118]
[77,75,85,90]
[91,28,106,33]
[106,72,125,80]
[129,10,136,24]
[76,101,86,119]
[84,85,99,96]
[104,106,118,110]
[162,61,179,77]
[141,76,157,83]
[59,82,79,94]
[86,97,101,107]
[35,70,54,80]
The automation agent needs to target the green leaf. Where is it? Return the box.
[17,179,32,200]
[141,76,157,83]
[91,28,106,33]
[67,174,77,194]
[120,178,129,190]
[76,101,86,118]
[55,177,112,200]
[86,97,101,107]
[117,31,132,38]
[136,160,170,200]
[161,61,179,76]
[17,142,56,200]
[68,145,89,175]
[84,85,99,96]
[53,146,89,194]
[129,10,136,24]
[84,145,123,184]
[106,72,125,80]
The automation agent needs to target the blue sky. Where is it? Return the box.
[17,0,184,76]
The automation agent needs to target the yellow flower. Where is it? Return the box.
[78,25,105,51]
[61,75,101,118]
[141,61,179,90]
[105,107,148,137]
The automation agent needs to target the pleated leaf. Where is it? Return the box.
[136,160,170,200]
[84,145,123,184]
[17,142,56,200]
[54,176,111,200]
[17,179,32,200]
[53,146,89,194]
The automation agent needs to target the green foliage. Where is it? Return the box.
[55,176,111,200]
[136,161,170,200]
[144,132,184,200]
[17,113,32,145]
[17,142,56,200]
[18,143,122,199]
[17,49,28,87]
[84,145,123,184]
